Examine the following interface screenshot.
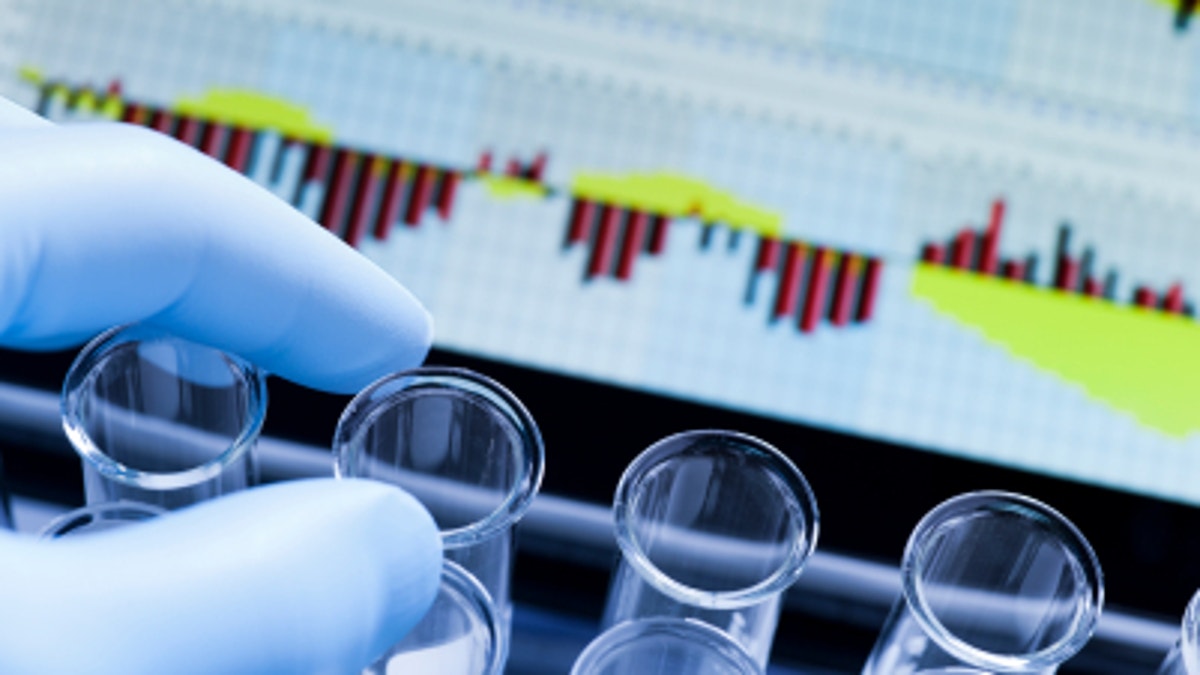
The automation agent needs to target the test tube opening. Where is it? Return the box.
[613,430,818,610]
[333,367,545,549]
[61,324,267,495]
[901,491,1104,672]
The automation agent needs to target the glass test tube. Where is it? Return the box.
[61,324,267,510]
[572,618,764,675]
[333,367,544,651]
[600,430,819,668]
[39,501,166,538]
[1157,590,1200,675]
[862,491,1104,675]
[366,560,505,675]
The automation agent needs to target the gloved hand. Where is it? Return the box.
[0,96,442,673]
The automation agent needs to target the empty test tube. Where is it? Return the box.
[599,429,818,668]
[334,367,544,669]
[61,324,267,510]
[862,491,1104,674]
[1157,590,1200,674]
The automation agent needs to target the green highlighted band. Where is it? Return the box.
[912,264,1199,438]
[572,171,782,238]
[174,89,333,143]
[480,175,548,199]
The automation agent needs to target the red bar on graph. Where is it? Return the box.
[856,258,883,323]
[1164,284,1185,313]
[224,128,254,173]
[648,215,669,255]
[106,79,122,98]
[616,211,649,281]
[506,158,522,177]
[404,165,434,226]
[755,237,781,272]
[120,102,140,123]
[980,199,1005,275]
[477,151,492,173]
[320,150,360,233]
[1135,286,1156,308]
[772,242,806,320]
[1083,277,1101,297]
[345,156,385,249]
[800,248,833,332]
[436,171,460,220]
[1055,258,1079,292]
[200,122,227,159]
[304,144,332,182]
[1002,260,1024,281]
[150,109,174,134]
[172,116,200,146]
[567,199,595,244]
[373,161,406,241]
[951,229,975,270]
[587,205,622,278]
[829,254,859,326]
[921,243,945,265]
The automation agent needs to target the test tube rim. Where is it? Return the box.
[570,616,764,675]
[611,429,819,611]
[61,323,268,492]
[900,490,1104,672]
[333,366,546,549]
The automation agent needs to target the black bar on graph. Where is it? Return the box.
[35,83,52,116]
[728,228,742,251]
[270,139,290,186]
[700,223,715,250]
[1103,270,1118,300]
[1079,247,1095,293]
[1053,223,1071,288]
[1024,254,1039,284]
[1177,0,1198,30]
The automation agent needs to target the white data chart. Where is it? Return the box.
[5,0,1200,505]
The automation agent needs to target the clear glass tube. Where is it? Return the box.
[366,560,505,675]
[572,618,764,675]
[862,491,1104,675]
[38,501,166,538]
[333,367,545,649]
[61,324,267,510]
[1157,590,1200,675]
[600,429,819,668]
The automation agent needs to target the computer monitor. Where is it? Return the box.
[3,0,1199,664]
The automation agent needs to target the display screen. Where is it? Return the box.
[4,0,1200,506]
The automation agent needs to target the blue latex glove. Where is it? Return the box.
[0,97,431,392]
[0,96,442,673]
